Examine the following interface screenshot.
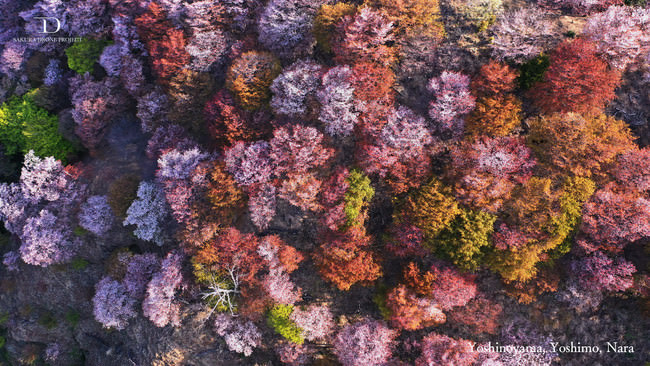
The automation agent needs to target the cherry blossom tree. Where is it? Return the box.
[270,124,334,175]
[428,261,478,310]
[123,181,170,246]
[427,72,475,139]
[416,333,478,366]
[142,251,184,327]
[490,7,555,64]
[19,151,70,203]
[69,75,127,153]
[571,251,636,294]
[214,314,262,356]
[123,253,161,300]
[578,184,650,254]
[317,65,359,137]
[20,209,78,267]
[333,319,397,366]
[270,59,323,117]
[249,183,277,230]
[186,28,231,72]
[258,0,324,59]
[224,141,274,186]
[332,7,396,66]
[92,276,137,330]
[78,195,114,236]
[582,6,650,71]
[613,148,650,194]
[290,304,336,341]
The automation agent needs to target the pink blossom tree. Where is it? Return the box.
[317,66,359,137]
[214,313,262,356]
[333,319,397,366]
[92,276,137,330]
[490,7,556,64]
[570,251,636,293]
[290,304,336,341]
[270,124,334,175]
[428,261,478,310]
[416,333,478,366]
[613,148,650,194]
[578,184,650,254]
[385,223,428,257]
[224,141,274,186]
[249,183,277,230]
[582,6,650,71]
[123,253,161,299]
[123,181,170,246]
[427,72,475,139]
[270,59,323,117]
[142,251,184,327]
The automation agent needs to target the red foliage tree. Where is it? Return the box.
[578,184,650,254]
[428,261,478,310]
[385,284,445,330]
[270,124,334,176]
[529,39,620,115]
[313,227,382,291]
[204,89,268,147]
[385,223,428,257]
[448,297,503,335]
[135,2,191,85]
[194,227,264,283]
[416,333,478,366]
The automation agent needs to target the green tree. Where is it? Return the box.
[343,169,375,228]
[267,304,304,344]
[65,38,112,74]
[0,93,75,162]
[435,209,497,271]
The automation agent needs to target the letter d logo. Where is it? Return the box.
[34,17,61,34]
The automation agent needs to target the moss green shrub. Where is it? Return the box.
[267,304,304,344]
[65,39,111,74]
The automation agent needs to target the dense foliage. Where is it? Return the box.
[0,0,648,365]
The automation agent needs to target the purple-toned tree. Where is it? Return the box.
[78,195,114,236]
[92,276,137,330]
[123,253,161,300]
[317,65,359,137]
[224,141,274,187]
[270,59,323,117]
[214,313,262,356]
[123,181,170,246]
[142,251,185,327]
[20,209,78,267]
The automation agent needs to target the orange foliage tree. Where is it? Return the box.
[135,2,191,86]
[528,39,620,115]
[365,0,445,41]
[527,113,635,178]
[226,51,282,111]
[466,61,521,137]
[313,227,382,291]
